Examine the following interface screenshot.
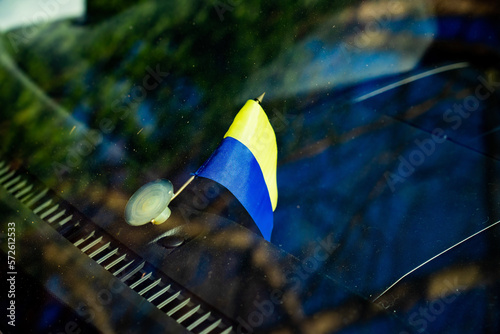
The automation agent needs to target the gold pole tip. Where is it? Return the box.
[256,92,266,104]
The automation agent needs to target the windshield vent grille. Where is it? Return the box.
[0,160,234,334]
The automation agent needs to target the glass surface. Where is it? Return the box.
[1,0,500,333]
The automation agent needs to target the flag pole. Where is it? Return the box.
[171,175,195,201]
[255,92,265,104]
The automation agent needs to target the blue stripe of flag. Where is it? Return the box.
[195,137,273,240]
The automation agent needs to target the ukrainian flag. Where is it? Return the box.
[195,97,278,241]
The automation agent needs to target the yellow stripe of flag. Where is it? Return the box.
[224,100,278,210]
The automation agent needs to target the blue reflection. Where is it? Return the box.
[273,64,497,304]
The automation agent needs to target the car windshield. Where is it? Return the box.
[1,1,500,333]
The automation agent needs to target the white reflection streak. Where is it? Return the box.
[354,62,470,103]
[473,125,500,139]
[373,217,500,302]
